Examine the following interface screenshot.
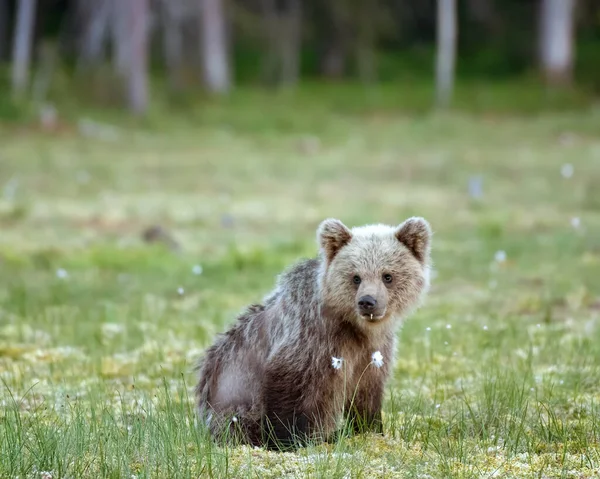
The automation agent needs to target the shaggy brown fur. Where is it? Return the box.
[195,217,432,450]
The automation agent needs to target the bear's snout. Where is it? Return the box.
[358,294,382,318]
[358,295,377,311]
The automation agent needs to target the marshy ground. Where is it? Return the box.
[1,89,600,478]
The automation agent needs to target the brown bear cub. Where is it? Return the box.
[195,217,432,450]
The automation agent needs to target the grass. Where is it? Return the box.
[1,85,600,478]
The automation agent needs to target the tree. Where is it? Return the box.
[0,0,8,61]
[127,0,149,114]
[435,0,457,107]
[538,0,577,86]
[200,0,231,94]
[11,0,37,96]
[161,0,185,91]
[76,0,112,70]
[261,0,302,88]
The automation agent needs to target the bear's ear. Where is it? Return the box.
[395,217,432,264]
[317,218,353,263]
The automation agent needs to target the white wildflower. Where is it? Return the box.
[232,416,238,423]
[101,322,125,338]
[571,217,581,229]
[371,351,384,368]
[494,250,506,263]
[177,287,184,295]
[426,327,431,331]
[56,268,68,279]
[446,324,451,329]
[192,264,203,275]
[561,163,574,178]
[331,357,343,370]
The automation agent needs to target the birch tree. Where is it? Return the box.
[161,0,185,91]
[127,0,150,114]
[77,0,112,70]
[435,0,457,107]
[539,0,577,86]
[11,0,37,96]
[200,0,231,93]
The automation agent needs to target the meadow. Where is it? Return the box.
[1,85,600,478]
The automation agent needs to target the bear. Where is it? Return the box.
[195,216,432,450]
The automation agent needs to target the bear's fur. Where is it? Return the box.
[195,217,432,450]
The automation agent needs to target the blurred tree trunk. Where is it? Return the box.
[355,3,377,84]
[200,0,230,94]
[261,0,301,88]
[539,0,577,86]
[127,0,149,115]
[322,40,346,79]
[319,2,349,79]
[0,0,8,61]
[111,0,130,76]
[77,0,111,70]
[280,0,301,87]
[161,0,184,91]
[11,0,37,96]
[435,0,457,107]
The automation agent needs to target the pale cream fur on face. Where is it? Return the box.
[318,218,432,329]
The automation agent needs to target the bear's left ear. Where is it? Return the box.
[317,218,353,264]
[395,217,432,264]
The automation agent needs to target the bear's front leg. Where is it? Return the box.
[261,364,315,450]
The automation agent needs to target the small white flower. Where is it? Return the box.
[56,268,68,279]
[561,163,574,178]
[426,327,431,331]
[177,287,184,295]
[494,250,507,263]
[483,325,488,330]
[192,264,203,275]
[435,404,441,409]
[371,351,384,368]
[331,357,343,369]
[231,416,238,423]
[571,217,581,229]
[446,324,451,329]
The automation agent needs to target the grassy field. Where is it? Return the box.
[1,89,600,478]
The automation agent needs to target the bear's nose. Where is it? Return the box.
[358,295,377,312]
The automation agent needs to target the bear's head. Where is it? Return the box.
[317,217,432,328]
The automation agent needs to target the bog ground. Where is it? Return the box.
[1,102,600,478]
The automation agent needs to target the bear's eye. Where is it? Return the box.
[382,273,393,284]
[352,275,361,285]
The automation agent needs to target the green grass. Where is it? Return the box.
[1,87,600,478]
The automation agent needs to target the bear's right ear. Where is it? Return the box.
[317,218,352,263]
